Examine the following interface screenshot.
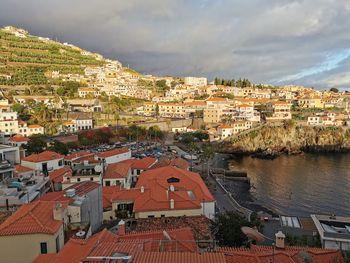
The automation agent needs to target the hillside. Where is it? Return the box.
[221,122,350,157]
[0,26,105,85]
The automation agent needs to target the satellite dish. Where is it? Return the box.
[241,226,265,242]
[76,230,86,238]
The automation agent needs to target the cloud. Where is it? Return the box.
[0,0,350,89]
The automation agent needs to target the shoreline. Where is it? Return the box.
[214,153,279,217]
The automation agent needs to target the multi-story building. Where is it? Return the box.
[184,77,208,86]
[266,101,292,121]
[0,200,67,263]
[78,87,100,98]
[21,151,65,175]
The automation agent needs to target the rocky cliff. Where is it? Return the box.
[221,122,350,158]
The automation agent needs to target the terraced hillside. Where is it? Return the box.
[0,27,105,85]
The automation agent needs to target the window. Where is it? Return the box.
[90,177,94,181]
[55,236,60,252]
[40,242,48,254]
[105,181,110,186]
[148,215,155,218]
[77,178,81,182]
[58,160,63,166]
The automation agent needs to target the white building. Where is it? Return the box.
[96,148,131,165]
[311,214,350,251]
[184,77,208,87]
[21,151,65,175]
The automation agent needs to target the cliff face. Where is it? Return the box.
[222,123,350,156]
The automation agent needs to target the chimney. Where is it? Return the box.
[118,219,126,236]
[170,199,174,209]
[275,231,286,249]
[140,186,144,193]
[53,202,63,221]
[169,185,175,192]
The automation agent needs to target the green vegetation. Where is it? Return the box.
[214,77,252,87]
[0,28,104,85]
[211,211,262,247]
[24,135,47,154]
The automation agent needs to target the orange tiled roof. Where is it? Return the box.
[8,135,30,142]
[218,124,232,129]
[121,157,157,170]
[151,158,189,170]
[64,151,92,161]
[132,166,214,212]
[34,228,203,263]
[49,166,72,184]
[104,162,131,179]
[64,181,100,196]
[0,201,65,236]
[15,164,34,174]
[28,124,43,129]
[22,151,64,163]
[219,245,345,263]
[96,148,129,158]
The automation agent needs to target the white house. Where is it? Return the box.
[21,151,64,175]
[96,148,131,165]
[103,162,132,189]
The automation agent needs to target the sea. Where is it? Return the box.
[228,153,350,217]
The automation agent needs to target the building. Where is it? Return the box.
[74,116,94,130]
[0,200,67,263]
[266,101,292,121]
[41,181,103,234]
[48,166,72,191]
[8,135,29,148]
[184,77,208,86]
[96,148,131,165]
[78,87,100,98]
[103,162,132,188]
[104,166,215,220]
[311,214,350,251]
[121,157,158,183]
[21,151,64,175]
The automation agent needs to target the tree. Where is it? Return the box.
[48,140,69,155]
[212,211,256,247]
[24,135,46,154]
[330,88,339,93]
[12,103,26,116]
[201,143,214,178]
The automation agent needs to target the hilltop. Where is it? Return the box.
[0,26,139,86]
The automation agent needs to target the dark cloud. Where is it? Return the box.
[1,0,350,88]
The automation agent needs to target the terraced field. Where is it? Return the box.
[0,29,105,85]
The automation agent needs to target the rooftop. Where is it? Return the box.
[22,151,64,163]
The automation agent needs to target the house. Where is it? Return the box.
[40,181,103,234]
[0,200,67,263]
[74,116,94,130]
[8,135,29,148]
[266,101,292,121]
[151,157,189,171]
[121,157,157,182]
[78,87,100,98]
[0,144,20,182]
[62,154,103,188]
[15,164,35,179]
[48,166,72,191]
[103,162,132,188]
[311,214,350,251]
[96,148,131,165]
[27,124,45,136]
[61,121,77,133]
[33,226,205,263]
[184,76,207,86]
[21,151,64,175]
[104,166,215,220]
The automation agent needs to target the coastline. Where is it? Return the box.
[213,153,279,217]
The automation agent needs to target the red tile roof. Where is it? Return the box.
[39,192,73,204]
[133,252,226,263]
[9,135,30,142]
[34,228,204,263]
[219,245,345,263]
[0,201,65,236]
[22,151,64,163]
[64,151,92,161]
[49,166,72,184]
[65,181,100,196]
[103,187,142,209]
[151,158,189,170]
[28,124,43,129]
[131,166,214,212]
[104,162,131,179]
[97,148,130,158]
[121,157,157,170]
[15,164,34,174]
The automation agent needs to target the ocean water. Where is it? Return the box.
[229,153,350,216]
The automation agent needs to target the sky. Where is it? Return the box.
[1,0,350,89]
